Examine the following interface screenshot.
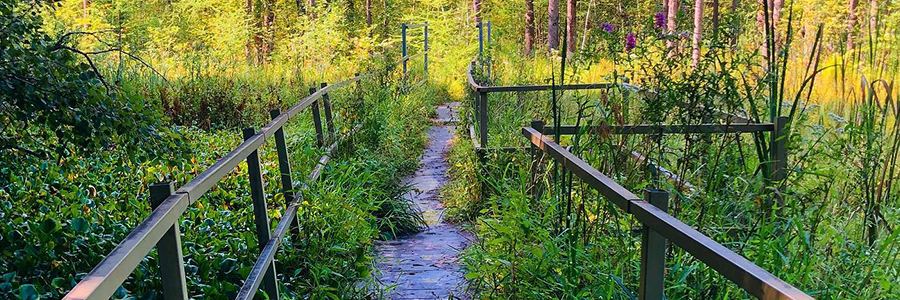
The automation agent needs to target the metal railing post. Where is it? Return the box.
[149,182,188,300]
[401,23,408,76]
[424,22,429,75]
[770,116,789,206]
[639,189,668,300]
[242,128,280,300]
[487,21,492,46]
[309,87,325,147]
[477,21,483,57]
[269,109,301,241]
[479,91,488,147]
[530,120,545,201]
[321,82,335,139]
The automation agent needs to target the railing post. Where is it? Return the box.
[320,82,335,140]
[269,109,302,241]
[478,91,488,148]
[769,116,789,207]
[424,22,429,75]
[639,189,668,300]
[477,21,483,57]
[401,23,408,76]
[309,87,325,147]
[242,128,280,300]
[486,20,492,79]
[487,21,492,46]
[149,182,188,300]
[530,119,545,201]
[354,72,363,121]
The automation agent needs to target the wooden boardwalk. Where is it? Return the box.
[375,103,471,299]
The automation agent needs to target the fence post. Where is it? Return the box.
[424,22,429,75]
[149,182,188,300]
[269,109,301,239]
[486,20,492,79]
[477,21,483,57]
[242,128,280,300]
[530,120,545,201]
[478,91,488,148]
[320,82,335,140]
[639,189,668,300]
[401,23,408,76]
[354,72,363,121]
[770,116,789,206]
[309,87,325,147]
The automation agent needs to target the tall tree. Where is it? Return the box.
[262,0,275,60]
[309,0,317,18]
[548,0,560,50]
[692,0,703,66]
[366,0,373,28]
[526,0,536,55]
[711,0,719,33]
[666,0,677,52]
[566,0,576,53]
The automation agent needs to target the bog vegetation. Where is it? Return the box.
[0,0,899,299]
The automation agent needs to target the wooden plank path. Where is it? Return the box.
[375,102,472,299]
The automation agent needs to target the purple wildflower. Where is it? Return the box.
[654,12,666,28]
[601,22,614,33]
[625,33,636,52]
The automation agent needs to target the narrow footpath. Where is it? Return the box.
[375,102,471,299]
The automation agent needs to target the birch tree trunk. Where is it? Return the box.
[526,0,536,55]
[549,0,560,50]
[692,0,703,67]
[580,0,594,51]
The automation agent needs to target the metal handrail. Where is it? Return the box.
[523,126,812,300]
[235,123,362,300]
[63,74,368,300]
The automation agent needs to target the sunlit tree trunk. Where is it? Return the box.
[525,0,536,55]
[309,0,317,18]
[246,0,255,64]
[82,0,89,20]
[566,0,576,54]
[772,0,783,49]
[848,0,858,54]
[580,0,594,51]
[692,0,703,67]
[666,0,677,52]
[549,0,560,50]
[366,0,373,28]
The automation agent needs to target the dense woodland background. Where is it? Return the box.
[1,0,900,298]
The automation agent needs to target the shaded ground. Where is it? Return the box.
[375,102,471,300]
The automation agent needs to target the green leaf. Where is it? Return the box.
[70,218,88,233]
[50,278,65,289]
[40,218,60,233]
[18,284,38,300]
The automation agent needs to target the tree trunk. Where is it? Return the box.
[309,0,317,18]
[848,0,858,53]
[580,0,594,51]
[566,0,576,54]
[772,0,783,49]
[711,0,719,33]
[262,0,275,61]
[474,0,482,24]
[548,0,560,50]
[692,0,703,67]
[82,0,89,20]
[525,0,536,55]
[666,0,677,52]
[366,0,373,28]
